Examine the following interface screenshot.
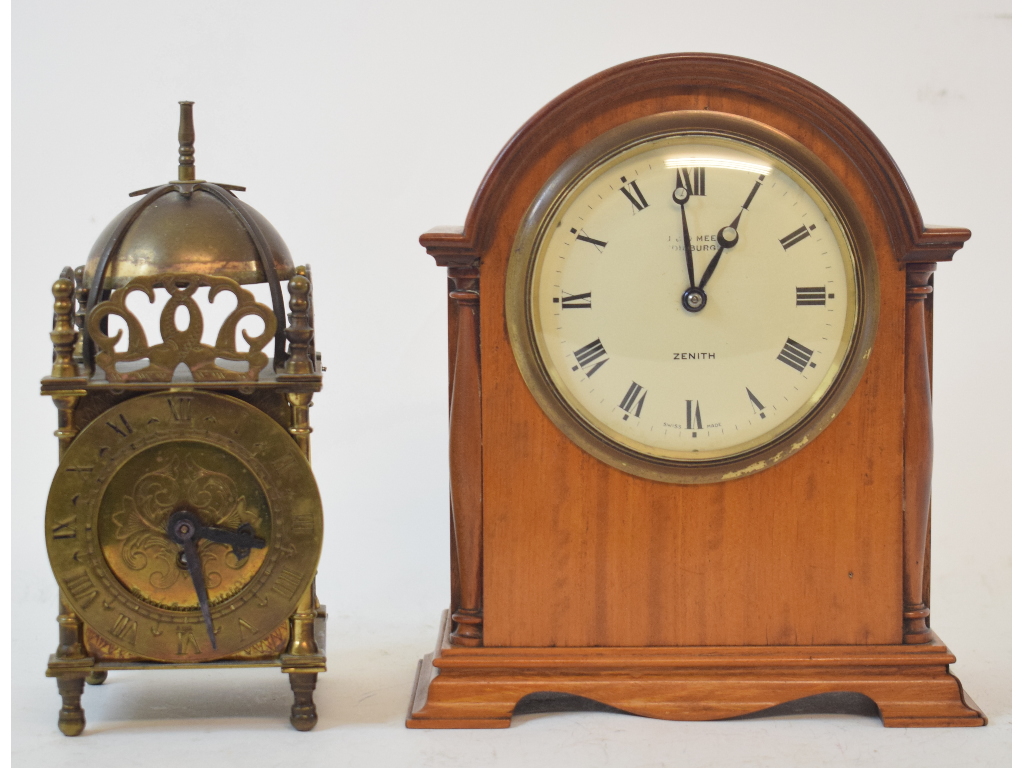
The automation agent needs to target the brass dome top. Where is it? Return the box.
[83,186,293,289]
[83,101,294,290]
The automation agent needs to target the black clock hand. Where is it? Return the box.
[168,511,217,649]
[697,214,741,290]
[193,522,266,561]
[672,169,697,289]
[696,174,764,291]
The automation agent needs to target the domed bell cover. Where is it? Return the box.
[83,102,294,290]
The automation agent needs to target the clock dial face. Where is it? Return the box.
[97,441,272,611]
[510,121,873,479]
[46,391,323,662]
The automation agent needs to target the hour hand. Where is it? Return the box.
[697,213,742,291]
[168,510,217,649]
[194,522,266,561]
[672,169,697,289]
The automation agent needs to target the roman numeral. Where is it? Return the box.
[569,228,607,251]
[63,571,99,609]
[680,167,706,196]
[778,338,815,372]
[292,511,314,536]
[238,618,259,641]
[796,286,827,306]
[686,399,703,433]
[167,395,193,421]
[270,452,299,473]
[51,518,76,539]
[746,388,766,419]
[619,382,647,420]
[269,567,304,600]
[780,223,816,250]
[571,338,609,377]
[558,291,592,309]
[106,414,133,438]
[741,174,765,210]
[111,613,138,646]
[619,176,649,211]
[176,627,201,655]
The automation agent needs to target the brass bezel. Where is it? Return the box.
[506,111,879,484]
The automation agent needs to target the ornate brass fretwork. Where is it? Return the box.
[86,273,277,383]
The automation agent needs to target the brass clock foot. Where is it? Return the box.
[56,676,86,736]
[85,670,108,685]
[288,672,318,731]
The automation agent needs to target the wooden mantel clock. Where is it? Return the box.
[42,102,326,735]
[407,54,986,728]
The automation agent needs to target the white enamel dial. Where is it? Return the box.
[528,134,859,462]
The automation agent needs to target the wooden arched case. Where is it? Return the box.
[407,54,985,728]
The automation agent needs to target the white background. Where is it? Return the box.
[11,1,1009,766]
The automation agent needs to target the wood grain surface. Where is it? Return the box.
[414,53,980,726]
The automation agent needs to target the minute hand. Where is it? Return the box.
[672,169,697,288]
[168,510,218,649]
[697,175,764,291]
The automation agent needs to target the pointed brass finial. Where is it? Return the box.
[178,101,196,181]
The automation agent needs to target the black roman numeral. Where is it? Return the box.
[619,382,647,420]
[558,291,592,309]
[571,339,609,377]
[778,338,815,372]
[796,286,827,306]
[569,228,607,251]
[746,388,766,419]
[741,174,765,210]
[686,399,703,434]
[106,414,133,438]
[780,223,816,250]
[619,176,649,211]
[680,167,706,196]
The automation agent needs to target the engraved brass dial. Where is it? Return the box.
[46,391,323,662]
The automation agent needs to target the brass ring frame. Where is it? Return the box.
[45,391,323,662]
[506,111,880,484]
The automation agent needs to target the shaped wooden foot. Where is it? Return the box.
[407,615,985,729]
[56,675,86,736]
[86,670,107,685]
[289,672,318,731]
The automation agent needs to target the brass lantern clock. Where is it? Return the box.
[42,103,326,735]
[408,55,986,728]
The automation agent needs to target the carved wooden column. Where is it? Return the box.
[903,263,936,644]
[448,266,484,646]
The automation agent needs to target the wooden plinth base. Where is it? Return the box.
[406,612,985,729]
